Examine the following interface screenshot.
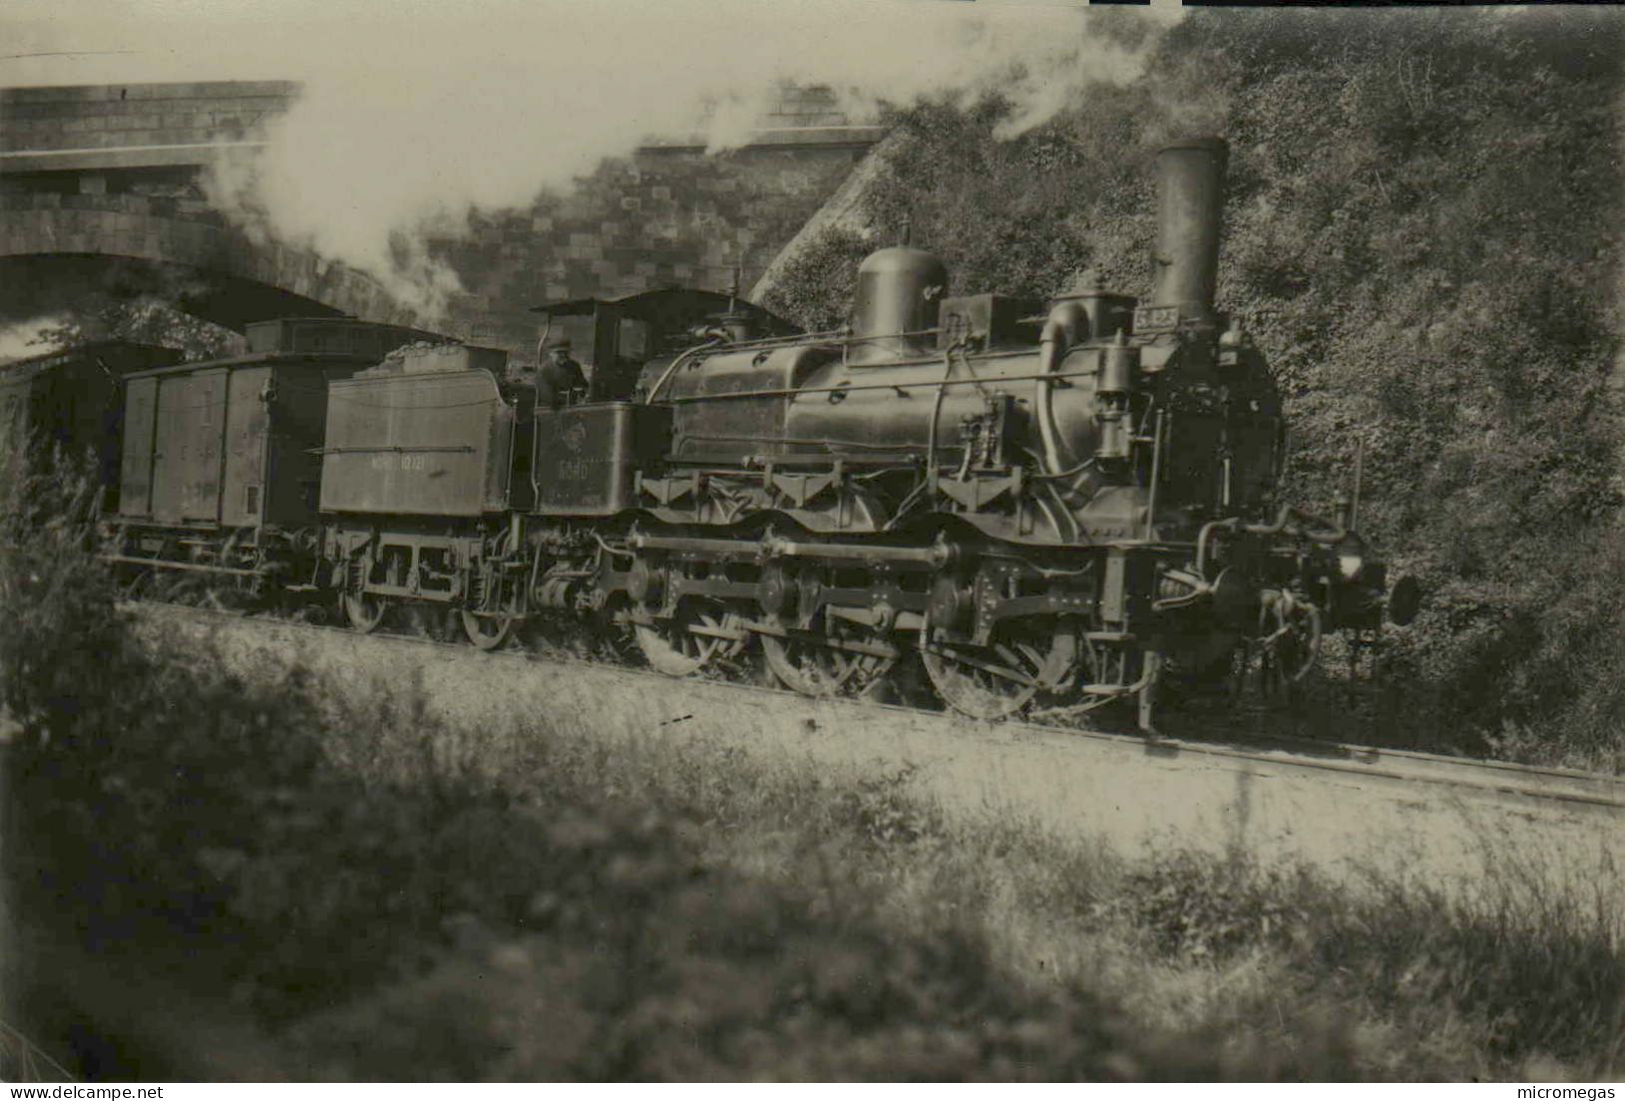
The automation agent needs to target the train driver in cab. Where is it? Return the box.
[537,335,588,409]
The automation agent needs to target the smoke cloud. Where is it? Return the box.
[4,0,1174,318]
[0,316,65,364]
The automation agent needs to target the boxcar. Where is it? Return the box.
[0,341,184,503]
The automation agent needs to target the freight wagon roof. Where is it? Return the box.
[120,349,407,381]
[244,317,450,357]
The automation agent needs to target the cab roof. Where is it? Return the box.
[532,287,796,335]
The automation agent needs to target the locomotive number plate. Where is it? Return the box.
[1134,305,1180,331]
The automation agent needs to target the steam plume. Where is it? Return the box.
[4,0,1172,317]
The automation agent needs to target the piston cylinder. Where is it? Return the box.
[1148,137,1229,326]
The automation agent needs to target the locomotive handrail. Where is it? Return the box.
[656,366,1102,406]
[648,327,959,403]
[643,337,726,404]
[676,431,923,454]
[1245,503,1348,543]
[925,343,957,477]
[1195,505,1349,578]
[677,327,849,354]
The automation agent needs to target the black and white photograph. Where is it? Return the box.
[0,0,1622,1085]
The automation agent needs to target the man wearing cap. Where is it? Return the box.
[536,336,588,409]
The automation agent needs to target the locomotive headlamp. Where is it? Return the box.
[1217,318,1246,369]
[1335,533,1367,582]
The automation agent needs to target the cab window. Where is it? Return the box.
[617,317,649,361]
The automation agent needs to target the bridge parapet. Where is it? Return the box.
[0,81,294,172]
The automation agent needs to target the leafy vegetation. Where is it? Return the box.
[764,8,1625,768]
[23,295,242,362]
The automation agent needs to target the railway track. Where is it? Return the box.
[132,600,1625,912]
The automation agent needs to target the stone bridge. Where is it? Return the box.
[0,82,422,330]
[0,80,884,358]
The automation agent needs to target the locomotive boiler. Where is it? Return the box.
[314,135,1414,729]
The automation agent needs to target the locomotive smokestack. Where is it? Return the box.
[1148,136,1228,326]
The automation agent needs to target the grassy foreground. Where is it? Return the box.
[2,468,1621,1081]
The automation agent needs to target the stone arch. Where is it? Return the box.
[0,194,422,331]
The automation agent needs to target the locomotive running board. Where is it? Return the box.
[626,530,948,567]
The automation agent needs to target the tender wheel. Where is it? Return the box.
[118,565,156,601]
[920,618,1071,721]
[343,592,388,634]
[761,620,896,697]
[461,610,516,651]
[634,599,743,678]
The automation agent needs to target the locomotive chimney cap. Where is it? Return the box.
[858,245,947,277]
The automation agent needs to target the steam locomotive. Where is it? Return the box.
[94,136,1416,729]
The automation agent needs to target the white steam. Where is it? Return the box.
[0,316,65,365]
[4,0,1171,318]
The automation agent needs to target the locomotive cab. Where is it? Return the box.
[531,288,794,403]
[529,288,797,516]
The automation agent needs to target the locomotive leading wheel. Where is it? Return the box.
[461,610,516,651]
[920,618,1072,721]
[635,599,744,678]
[761,619,896,698]
[343,592,388,634]
[1255,591,1322,698]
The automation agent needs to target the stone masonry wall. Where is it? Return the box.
[439,138,871,361]
[0,82,296,168]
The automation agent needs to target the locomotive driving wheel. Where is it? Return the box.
[343,592,388,634]
[634,598,745,678]
[761,619,896,698]
[920,618,1073,721]
[461,610,516,651]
